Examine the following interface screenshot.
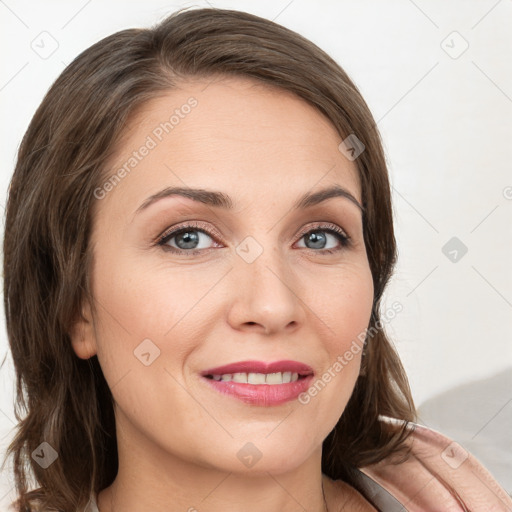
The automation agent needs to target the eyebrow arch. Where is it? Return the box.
[135,184,364,215]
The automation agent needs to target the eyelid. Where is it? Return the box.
[296,222,349,241]
[155,220,223,246]
[155,220,351,252]
[156,221,348,242]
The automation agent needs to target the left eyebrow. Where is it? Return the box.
[294,184,364,213]
[134,184,364,215]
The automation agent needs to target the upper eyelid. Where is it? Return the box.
[157,221,222,245]
[156,220,349,246]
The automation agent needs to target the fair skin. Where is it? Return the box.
[71,76,376,511]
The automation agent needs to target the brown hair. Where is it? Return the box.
[2,7,416,511]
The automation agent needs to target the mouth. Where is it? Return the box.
[199,360,314,406]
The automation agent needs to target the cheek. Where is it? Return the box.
[92,249,200,340]
[314,262,374,346]
[299,263,373,419]
[333,264,374,373]
[89,249,172,384]
[89,244,229,397]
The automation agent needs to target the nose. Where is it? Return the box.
[226,240,306,336]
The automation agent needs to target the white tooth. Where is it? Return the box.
[265,372,283,384]
[248,372,266,384]
[214,372,297,385]
[282,371,292,383]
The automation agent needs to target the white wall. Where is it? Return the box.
[1,0,511,505]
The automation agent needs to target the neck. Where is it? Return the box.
[97,412,332,512]
[98,470,331,512]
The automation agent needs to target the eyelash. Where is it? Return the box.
[155,220,351,256]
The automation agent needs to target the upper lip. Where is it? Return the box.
[201,360,314,377]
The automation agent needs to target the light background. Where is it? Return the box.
[0,0,511,505]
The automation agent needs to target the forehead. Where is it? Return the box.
[96,76,361,218]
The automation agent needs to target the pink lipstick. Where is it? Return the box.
[200,359,314,406]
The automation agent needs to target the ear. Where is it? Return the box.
[69,298,97,360]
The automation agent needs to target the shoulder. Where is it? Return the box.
[359,419,512,511]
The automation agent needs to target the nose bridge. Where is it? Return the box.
[236,228,288,283]
[227,230,304,332]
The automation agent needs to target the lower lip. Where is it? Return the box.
[201,375,314,406]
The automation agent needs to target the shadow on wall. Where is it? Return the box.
[417,368,512,496]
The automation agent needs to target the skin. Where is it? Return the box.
[71,76,376,511]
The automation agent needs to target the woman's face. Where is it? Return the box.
[73,76,374,475]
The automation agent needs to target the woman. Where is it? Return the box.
[2,7,511,511]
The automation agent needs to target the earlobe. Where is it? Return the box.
[69,299,97,360]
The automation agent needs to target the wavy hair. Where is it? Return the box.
[2,7,416,511]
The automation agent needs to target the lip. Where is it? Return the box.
[200,359,314,377]
[200,359,314,406]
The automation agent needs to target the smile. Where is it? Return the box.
[200,360,314,406]
[205,371,301,384]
